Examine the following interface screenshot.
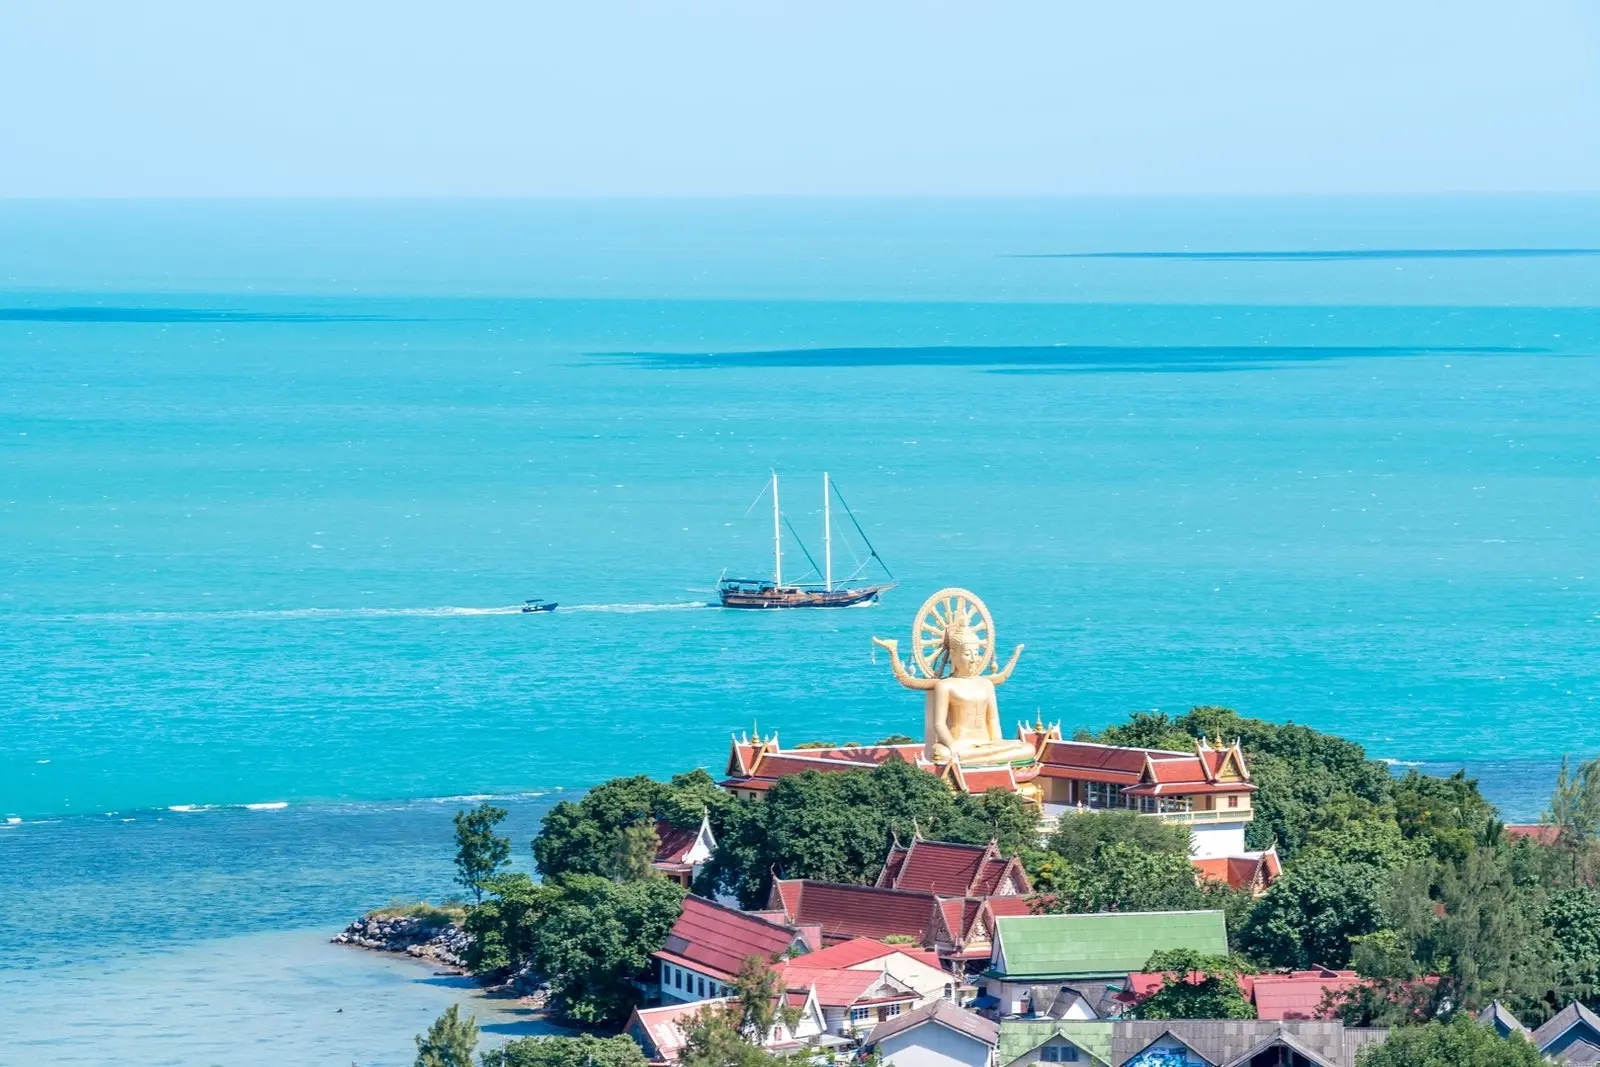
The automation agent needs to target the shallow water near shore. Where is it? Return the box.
[2,197,1598,1062]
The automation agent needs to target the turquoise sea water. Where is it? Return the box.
[2,198,1599,1063]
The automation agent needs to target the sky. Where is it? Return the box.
[1,1,1598,197]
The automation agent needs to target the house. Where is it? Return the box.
[766,877,1034,968]
[1502,824,1562,845]
[781,963,923,1038]
[1248,971,1364,1021]
[1110,1020,1388,1067]
[1476,1000,1530,1040]
[878,836,1032,898]
[787,936,959,1007]
[1474,1000,1600,1061]
[997,1020,1114,1067]
[865,999,1002,1067]
[626,989,830,1065]
[652,814,717,889]
[984,912,1229,1018]
[997,1020,1388,1067]
[654,895,811,1004]
[1191,847,1281,896]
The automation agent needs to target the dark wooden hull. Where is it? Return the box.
[718,584,891,609]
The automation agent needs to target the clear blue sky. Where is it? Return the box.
[2,1,1598,196]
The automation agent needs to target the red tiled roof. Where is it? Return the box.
[1505,824,1561,844]
[655,820,699,865]
[882,840,994,896]
[1125,971,1256,1003]
[983,896,1036,917]
[959,766,1021,793]
[770,880,939,945]
[1036,742,1150,783]
[655,896,801,982]
[1252,971,1364,1020]
[1146,757,1211,785]
[1125,780,1256,797]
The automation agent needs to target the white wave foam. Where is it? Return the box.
[241,801,288,811]
[1380,758,1424,767]
[167,804,212,813]
[4,817,20,825]
[562,601,712,613]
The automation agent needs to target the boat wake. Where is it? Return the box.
[57,601,713,621]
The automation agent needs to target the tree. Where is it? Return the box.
[530,874,686,1025]
[678,1002,786,1067]
[877,734,916,745]
[731,956,798,1042]
[1044,810,1191,866]
[534,772,733,882]
[611,820,661,882]
[1392,770,1497,864]
[413,1004,478,1067]
[1239,861,1384,969]
[464,873,556,976]
[481,1035,650,1067]
[1128,949,1256,1020]
[1355,1015,1543,1067]
[1545,886,1600,967]
[453,802,511,904]
[1547,756,1600,881]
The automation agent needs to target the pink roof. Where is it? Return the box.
[880,839,1025,897]
[781,965,919,1008]
[796,936,946,972]
[1252,971,1364,1020]
[630,997,732,1062]
[655,896,801,982]
[1125,971,1256,1003]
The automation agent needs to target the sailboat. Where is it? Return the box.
[717,472,896,609]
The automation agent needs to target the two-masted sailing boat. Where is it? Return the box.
[717,473,896,609]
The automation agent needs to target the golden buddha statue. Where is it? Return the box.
[873,588,1036,768]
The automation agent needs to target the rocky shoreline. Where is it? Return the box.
[333,911,553,1006]
[333,912,472,971]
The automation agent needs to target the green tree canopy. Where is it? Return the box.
[413,1004,478,1067]
[453,802,512,903]
[529,875,686,1026]
[1355,1015,1543,1067]
[1239,861,1384,969]
[1128,949,1257,1020]
[464,873,557,976]
[534,771,732,881]
[481,1035,650,1067]
[678,1002,786,1067]
[1044,809,1191,866]
[701,759,1038,907]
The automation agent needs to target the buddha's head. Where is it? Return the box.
[944,624,986,677]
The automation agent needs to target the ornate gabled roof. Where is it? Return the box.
[1477,1000,1529,1036]
[779,964,920,1008]
[654,819,701,865]
[768,879,941,946]
[1192,848,1281,894]
[877,838,1031,897]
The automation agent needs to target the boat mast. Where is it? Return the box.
[823,472,833,591]
[771,471,783,587]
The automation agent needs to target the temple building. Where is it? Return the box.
[722,730,1258,861]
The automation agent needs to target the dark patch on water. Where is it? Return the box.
[1013,248,1600,262]
[0,306,394,323]
[606,343,1543,373]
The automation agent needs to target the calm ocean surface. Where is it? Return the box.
[2,198,1598,1064]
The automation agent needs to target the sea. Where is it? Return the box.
[2,197,1598,1065]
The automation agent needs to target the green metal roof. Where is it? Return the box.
[997,1021,1113,1067]
[991,910,1228,979]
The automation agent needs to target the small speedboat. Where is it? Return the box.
[521,599,558,613]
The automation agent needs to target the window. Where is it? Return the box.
[885,1004,901,1018]
[943,984,954,1000]
[697,976,706,998]
[1062,1049,1079,1062]
[850,1008,869,1022]
[1041,1047,1059,1062]
[1228,795,1239,808]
